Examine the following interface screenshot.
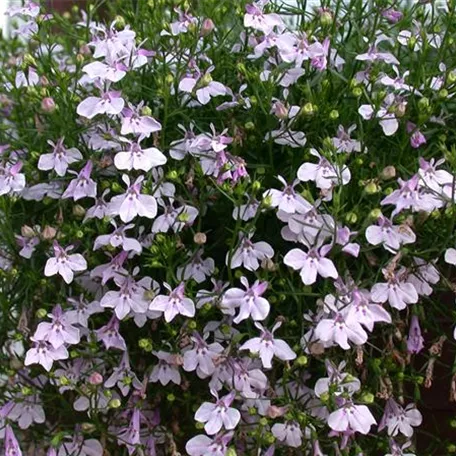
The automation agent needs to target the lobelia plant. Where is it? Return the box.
[1,0,456,454]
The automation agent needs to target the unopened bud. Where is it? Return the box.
[41,97,56,113]
[139,338,153,352]
[364,181,380,194]
[320,10,333,26]
[381,165,396,180]
[114,15,126,28]
[302,102,315,116]
[200,18,215,36]
[352,87,363,97]
[194,232,207,245]
[109,398,121,409]
[361,392,375,404]
[36,308,47,319]
[88,372,103,385]
[21,225,35,237]
[370,208,382,219]
[72,204,86,217]
[345,212,358,224]
[439,89,449,99]
[244,121,255,130]
[295,355,308,367]
[329,109,339,120]
[141,105,152,116]
[418,97,430,110]
[23,54,37,67]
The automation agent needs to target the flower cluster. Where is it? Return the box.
[1,0,456,455]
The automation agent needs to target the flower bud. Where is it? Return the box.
[141,105,152,116]
[448,71,456,84]
[380,165,396,180]
[80,423,96,433]
[23,54,37,67]
[369,208,382,219]
[200,18,215,36]
[72,204,86,218]
[345,212,358,224]
[79,44,91,56]
[88,372,103,385]
[21,225,35,237]
[361,392,375,404]
[226,448,237,456]
[21,386,33,396]
[439,89,449,99]
[418,97,430,110]
[259,417,268,426]
[114,15,126,28]
[188,320,197,330]
[352,87,363,97]
[109,398,121,409]
[201,72,213,86]
[295,355,308,367]
[302,102,315,116]
[364,181,380,194]
[41,97,56,113]
[195,421,205,429]
[244,121,255,130]
[194,232,207,245]
[167,393,176,402]
[319,10,333,26]
[329,109,339,120]
[36,308,47,319]
[139,338,153,352]
[262,195,273,208]
[166,170,179,180]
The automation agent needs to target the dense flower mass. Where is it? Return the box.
[1,0,456,454]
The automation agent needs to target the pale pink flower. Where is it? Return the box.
[115,136,166,171]
[186,432,233,456]
[95,316,127,351]
[120,103,162,136]
[406,316,424,354]
[240,321,296,368]
[195,391,241,435]
[365,215,416,253]
[177,250,215,284]
[34,305,80,348]
[16,235,39,259]
[222,277,270,324]
[4,425,23,456]
[297,148,351,190]
[82,58,128,83]
[284,245,338,285]
[77,90,125,119]
[100,272,152,320]
[149,350,181,386]
[371,270,418,310]
[44,242,87,284]
[24,338,69,371]
[183,332,224,378]
[94,222,142,254]
[105,352,141,396]
[328,402,376,434]
[315,310,368,350]
[228,232,274,271]
[332,125,362,153]
[244,3,284,35]
[38,138,82,176]
[0,162,26,196]
[263,176,312,214]
[62,160,97,201]
[149,282,195,322]
[7,395,45,429]
[379,399,422,437]
[271,421,302,448]
[108,175,157,223]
